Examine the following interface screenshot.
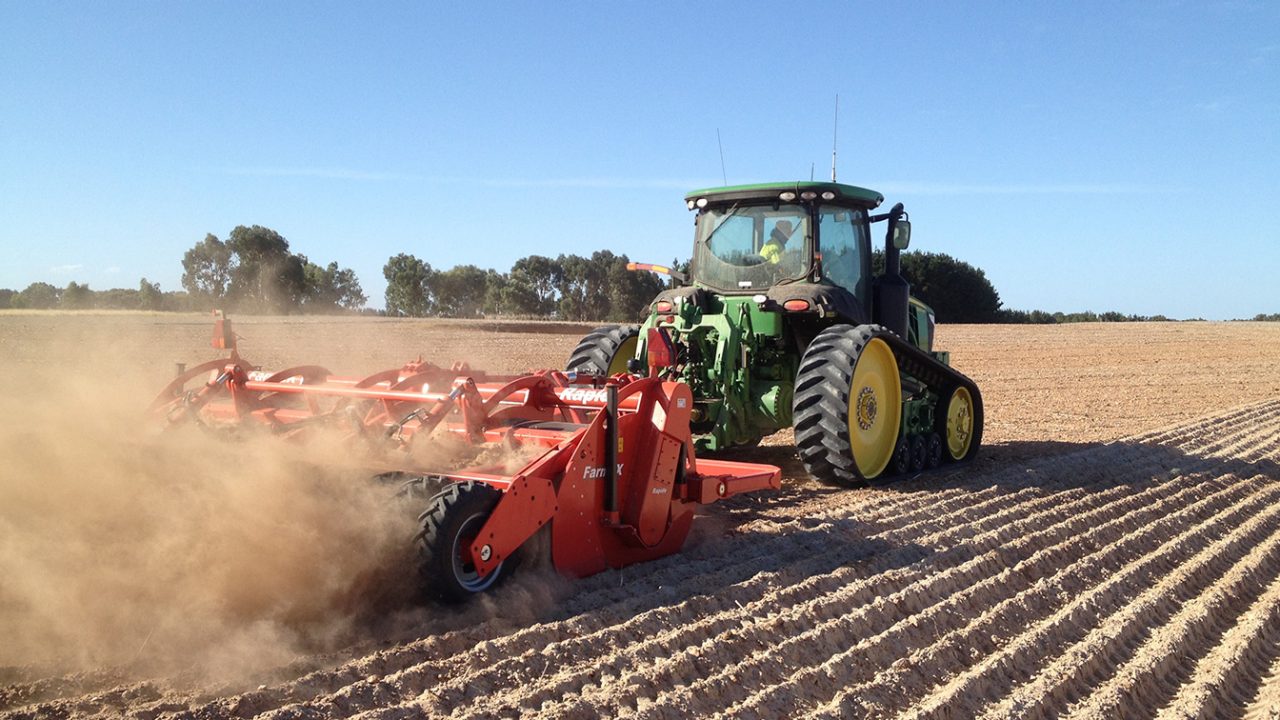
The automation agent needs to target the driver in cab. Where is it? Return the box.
[760,220,794,264]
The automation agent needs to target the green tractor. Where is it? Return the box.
[566,181,982,486]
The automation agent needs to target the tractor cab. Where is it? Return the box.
[686,181,885,318]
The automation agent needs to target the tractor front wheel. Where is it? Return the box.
[793,324,903,487]
[566,325,641,376]
[415,481,512,603]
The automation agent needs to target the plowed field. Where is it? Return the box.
[1,314,1279,719]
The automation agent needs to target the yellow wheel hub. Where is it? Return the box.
[846,338,902,479]
[607,336,639,375]
[945,387,975,460]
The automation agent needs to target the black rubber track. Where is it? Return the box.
[793,324,984,488]
[566,325,641,376]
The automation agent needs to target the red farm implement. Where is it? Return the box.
[150,315,781,602]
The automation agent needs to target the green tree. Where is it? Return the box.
[430,264,490,317]
[225,225,306,313]
[0,289,15,309]
[181,234,233,306]
[383,253,434,316]
[555,254,592,320]
[873,250,1003,323]
[139,278,163,310]
[61,281,92,309]
[13,282,60,309]
[482,269,508,316]
[506,255,560,316]
[303,261,367,312]
[95,287,142,309]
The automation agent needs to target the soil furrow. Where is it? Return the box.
[1063,502,1280,718]
[618,458,1221,719]
[1162,554,1280,720]
[1130,400,1279,449]
[910,482,1280,720]
[794,474,1266,719]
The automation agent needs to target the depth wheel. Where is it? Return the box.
[940,386,978,462]
[566,325,640,376]
[415,481,513,603]
[794,324,903,487]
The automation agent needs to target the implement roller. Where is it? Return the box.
[151,315,780,602]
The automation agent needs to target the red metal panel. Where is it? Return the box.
[632,431,682,546]
[469,473,558,578]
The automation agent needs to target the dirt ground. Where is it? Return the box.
[1,312,1278,719]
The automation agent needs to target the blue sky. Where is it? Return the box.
[1,1,1276,319]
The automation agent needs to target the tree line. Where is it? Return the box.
[0,279,171,311]
[1,223,1274,322]
[871,250,1227,324]
[382,251,667,321]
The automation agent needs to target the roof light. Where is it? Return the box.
[779,191,796,201]
[783,299,811,312]
[695,197,708,208]
[800,191,818,200]
[686,200,696,210]
[821,191,836,200]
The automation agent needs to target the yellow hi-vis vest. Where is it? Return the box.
[760,240,784,264]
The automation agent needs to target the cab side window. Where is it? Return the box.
[819,209,868,301]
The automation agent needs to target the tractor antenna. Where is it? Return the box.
[716,128,727,186]
[810,163,815,181]
[831,94,839,182]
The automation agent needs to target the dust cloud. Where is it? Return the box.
[0,315,581,691]
[0,361,423,681]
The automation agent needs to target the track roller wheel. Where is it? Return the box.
[939,385,978,462]
[794,324,903,487]
[926,432,943,469]
[909,435,927,472]
[891,440,911,476]
[415,481,513,603]
[566,325,640,376]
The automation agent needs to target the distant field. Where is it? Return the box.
[1,314,1278,718]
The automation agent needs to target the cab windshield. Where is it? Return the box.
[691,204,810,292]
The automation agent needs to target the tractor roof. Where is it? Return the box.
[684,181,884,208]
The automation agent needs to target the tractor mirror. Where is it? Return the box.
[892,220,911,250]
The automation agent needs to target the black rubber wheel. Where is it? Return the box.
[909,434,927,472]
[566,325,641,376]
[415,481,513,603]
[393,474,444,503]
[891,440,911,475]
[793,324,903,488]
[926,432,943,469]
